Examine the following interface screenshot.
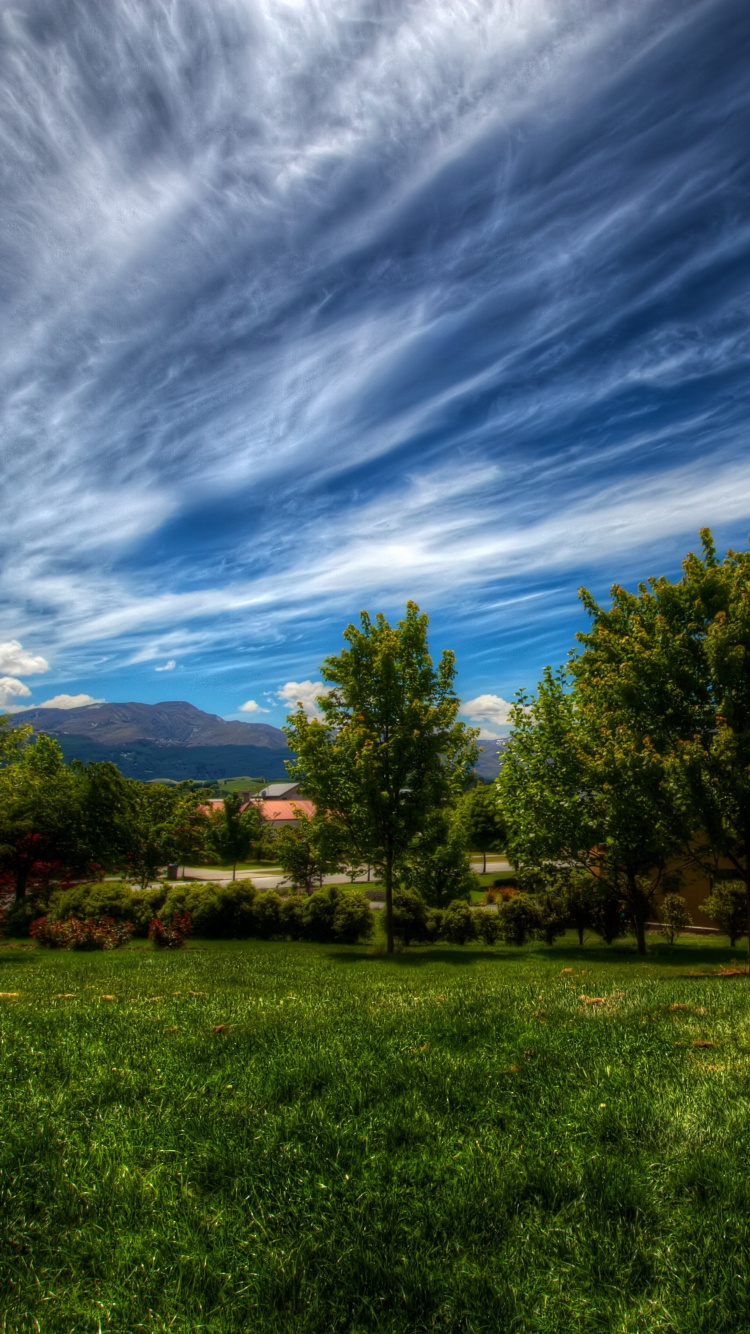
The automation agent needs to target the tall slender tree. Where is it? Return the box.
[284,602,478,953]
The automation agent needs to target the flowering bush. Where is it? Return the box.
[30,915,134,950]
[148,911,192,949]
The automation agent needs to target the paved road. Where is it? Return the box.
[179,855,511,891]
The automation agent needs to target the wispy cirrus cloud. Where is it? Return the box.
[1,0,749,713]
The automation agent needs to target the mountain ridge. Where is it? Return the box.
[20,700,287,750]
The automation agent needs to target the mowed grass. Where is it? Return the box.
[2,936,750,1333]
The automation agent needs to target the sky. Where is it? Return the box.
[1,0,749,738]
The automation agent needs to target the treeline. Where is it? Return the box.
[498,529,750,955]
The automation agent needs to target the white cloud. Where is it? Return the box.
[0,676,32,710]
[155,659,176,672]
[461,694,514,728]
[277,680,332,720]
[238,699,269,713]
[0,641,48,676]
[35,694,104,710]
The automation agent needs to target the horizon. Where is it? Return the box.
[2,0,749,738]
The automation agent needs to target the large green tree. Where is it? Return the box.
[209,792,266,879]
[0,731,87,899]
[284,602,478,953]
[462,781,507,872]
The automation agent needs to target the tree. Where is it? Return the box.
[658,893,692,945]
[397,805,478,906]
[284,602,478,953]
[275,807,347,892]
[500,666,690,954]
[122,781,211,889]
[0,732,86,899]
[210,792,266,879]
[701,882,747,947]
[462,783,506,872]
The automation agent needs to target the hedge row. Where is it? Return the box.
[35,879,376,945]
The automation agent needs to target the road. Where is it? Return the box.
[178,855,512,891]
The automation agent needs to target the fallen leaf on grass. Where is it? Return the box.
[693,1040,717,1049]
[560,968,573,975]
[189,991,206,997]
[52,993,75,1000]
[98,995,116,1001]
[148,997,164,1003]
[212,1024,229,1034]
[0,992,19,999]
[580,995,607,1006]
[669,1003,688,1011]
[167,1026,179,1034]
[718,969,748,978]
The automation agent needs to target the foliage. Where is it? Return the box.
[209,793,266,878]
[279,894,305,940]
[462,783,506,871]
[30,914,134,950]
[48,882,166,938]
[300,885,373,945]
[122,780,212,889]
[473,908,501,945]
[658,893,693,945]
[391,888,429,947]
[397,806,478,907]
[0,733,89,899]
[497,894,542,946]
[440,899,476,945]
[148,912,192,950]
[284,601,478,952]
[533,892,569,946]
[701,881,747,946]
[253,890,283,939]
[274,807,347,892]
[161,880,257,939]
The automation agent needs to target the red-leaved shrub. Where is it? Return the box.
[148,911,192,949]
[30,915,134,950]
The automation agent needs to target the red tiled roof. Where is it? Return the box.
[247,798,316,823]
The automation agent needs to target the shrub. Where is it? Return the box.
[701,882,747,946]
[148,912,192,950]
[533,893,568,946]
[425,908,444,943]
[2,895,49,938]
[300,886,374,944]
[440,899,476,946]
[392,888,428,946]
[161,880,257,938]
[497,894,542,946]
[658,893,693,945]
[253,891,282,939]
[280,894,305,940]
[48,883,166,937]
[30,915,134,950]
[332,890,373,944]
[473,909,501,945]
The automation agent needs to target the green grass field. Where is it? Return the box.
[2,933,750,1333]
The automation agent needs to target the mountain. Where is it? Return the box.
[475,738,507,781]
[23,700,292,782]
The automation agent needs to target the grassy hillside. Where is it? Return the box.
[2,934,750,1331]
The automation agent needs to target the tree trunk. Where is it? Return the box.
[577,924,584,947]
[384,857,394,955]
[482,851,487,874]
[628,873,647,956]
[745,877,750,974]
[232,862,237,881]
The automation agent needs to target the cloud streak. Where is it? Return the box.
[1,0,749,714]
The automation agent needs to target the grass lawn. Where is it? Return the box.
[2,933,750,1332]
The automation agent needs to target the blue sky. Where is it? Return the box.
[1,0,749,737]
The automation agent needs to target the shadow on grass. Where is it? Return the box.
[331,947,518,967]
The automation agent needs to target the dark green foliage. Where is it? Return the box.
[30,915,134,950]
[209,793,266,877]
[300,886,374,945]
[702,881,747,946]
[279,894,305,940]
[424,907,444,942]
[398,807,479,907]
[2,894,49,937]
[473,908,501,944]
[462,782,506,870]
[392,888,429,946]
[659,892,693,944]
[534,892,568,946]
[497,893,542,946]
[161,880,258,939]
[48,882,165,937]
[253,890,283,939]
[440,898,476,945]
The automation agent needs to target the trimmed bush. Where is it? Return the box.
[392,888,428,946]
[2,896,49,938]
[425,908,444,943]
[148,912,192,950]
[253,891,282,939]
[280,894,305,940]
[473,909,501,945]
[441,899,476,946]
[49,883,165,938]
[497,894,542,946]
[533,893,568,946]
[161,880,257,938]
[332,890,373,944]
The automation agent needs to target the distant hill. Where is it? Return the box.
[22,700,293,782]
[475,738,507,781]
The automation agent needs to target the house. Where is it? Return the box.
[247,797,316,828]
[257,782,304,800]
